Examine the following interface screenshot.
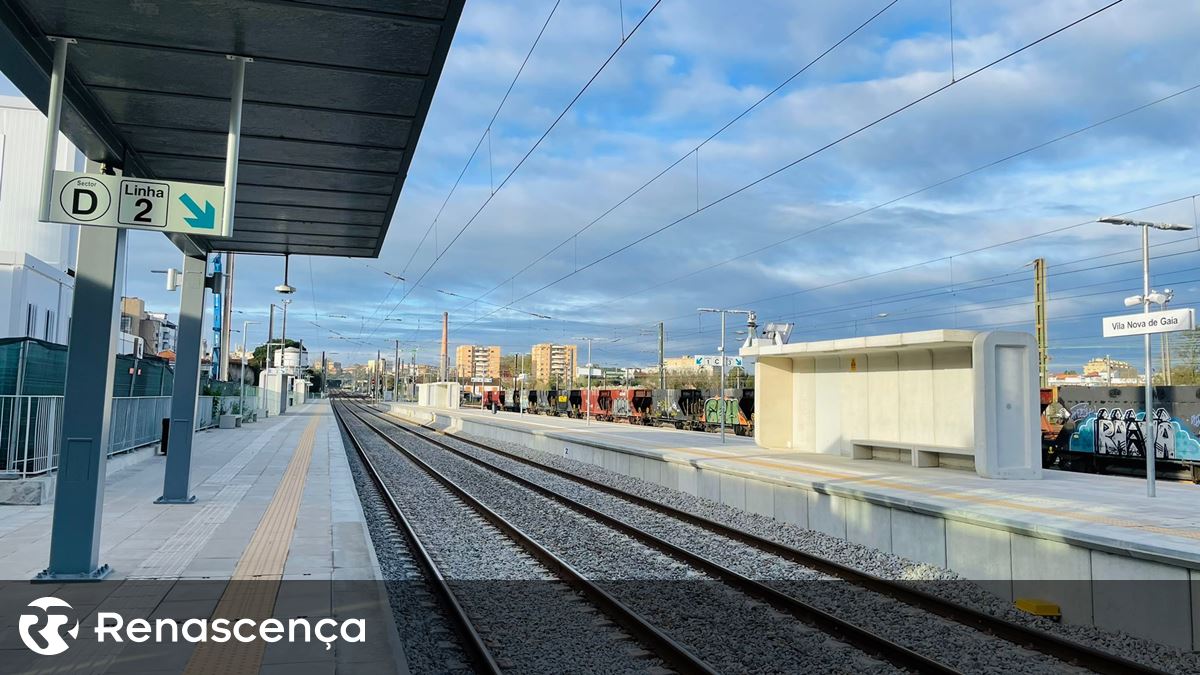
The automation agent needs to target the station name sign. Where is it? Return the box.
[1102,308,1195,338]
[695,355,743,367]
[46,171,230,238]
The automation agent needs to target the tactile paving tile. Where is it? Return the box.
[182,415,319,675]
[125,422,292,580]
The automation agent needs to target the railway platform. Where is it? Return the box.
[0,401,404,675]
[391,402,1200,651]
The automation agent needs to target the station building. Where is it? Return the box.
[0,96,79,345]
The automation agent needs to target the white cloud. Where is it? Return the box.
[93,0,1200,369]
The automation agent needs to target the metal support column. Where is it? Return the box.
[658,321,665,392]
[37,37,73,222]
[157,253,208,504]
[36,225,126,582]
[222,56,249,236]
[1141,225,1156,497]
[719,311,727,443]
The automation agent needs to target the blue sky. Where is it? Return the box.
[10,0,1200,372]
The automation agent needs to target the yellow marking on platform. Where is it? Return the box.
[183,414,320,675]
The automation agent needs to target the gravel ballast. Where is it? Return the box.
[382,408,1200,675]
[339,409,670,674]
[376,413,894,674]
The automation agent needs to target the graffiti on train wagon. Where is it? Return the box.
[1069,408,1200,460]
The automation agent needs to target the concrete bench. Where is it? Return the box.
[849,438,973,468]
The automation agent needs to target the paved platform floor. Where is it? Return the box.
[0,401,378,581]
[401,404,1200,569]
[0,401,404,675]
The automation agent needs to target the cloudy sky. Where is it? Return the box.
[10,0,1200,372]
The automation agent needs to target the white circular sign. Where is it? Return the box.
[58,177,112,222]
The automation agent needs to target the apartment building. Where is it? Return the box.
[455,344,501,382]
[121,297,178,357]
[531,342,577,385]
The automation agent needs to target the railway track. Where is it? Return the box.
[343,399,1168,675]
[334,400,712,674]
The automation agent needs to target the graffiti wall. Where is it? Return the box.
[1060,386,1200,461]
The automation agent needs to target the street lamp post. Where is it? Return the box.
[1098,217,1194,497]
[572,337,603,425]
[239,320,259,418]
[698,308,755,443]
[266,303,276,381]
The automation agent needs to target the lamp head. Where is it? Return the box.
[1124,295,1143,308]
[275,283,296,294]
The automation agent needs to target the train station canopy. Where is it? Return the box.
[0,0,464,258]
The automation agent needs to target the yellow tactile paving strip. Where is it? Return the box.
[441,408,1200,544]
[183,414,320,675]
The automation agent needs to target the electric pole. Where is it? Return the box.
[1032,258,1049,388]
[658,321,666,391]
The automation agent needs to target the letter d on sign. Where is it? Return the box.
[57,176,111,223]
[72,189,96,215]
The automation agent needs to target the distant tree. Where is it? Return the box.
[1171,329,1200,384]
[249,339,301,372]
[305,367,325,394]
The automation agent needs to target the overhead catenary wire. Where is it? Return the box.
[449,0,1131,331]
[591,81,1200,314]
[456,192,1200,348]
[609,257,1200,353]
[453,78,1197,342]
[343,252,1200,361]
[365,0,666,340]
[354,0,565,339]
[454,0,906,314]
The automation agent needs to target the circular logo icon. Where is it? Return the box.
[58,177,112,222]
[19,597,79,656]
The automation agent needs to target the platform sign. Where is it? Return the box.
[1102,308,1194,338]
[46,171,230,237]
[695,356,742,367]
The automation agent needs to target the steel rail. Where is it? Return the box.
[369,404,1167,675]
[331,401,502,674]
[351,403,958,675]
[336,401,717,675]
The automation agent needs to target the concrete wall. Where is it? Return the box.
[258,371,290,416]
[755,344,974,456]
[754,356,792,448]
[417,382,461,409]
[748,331,1040,479]
[390,403,1200,651]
